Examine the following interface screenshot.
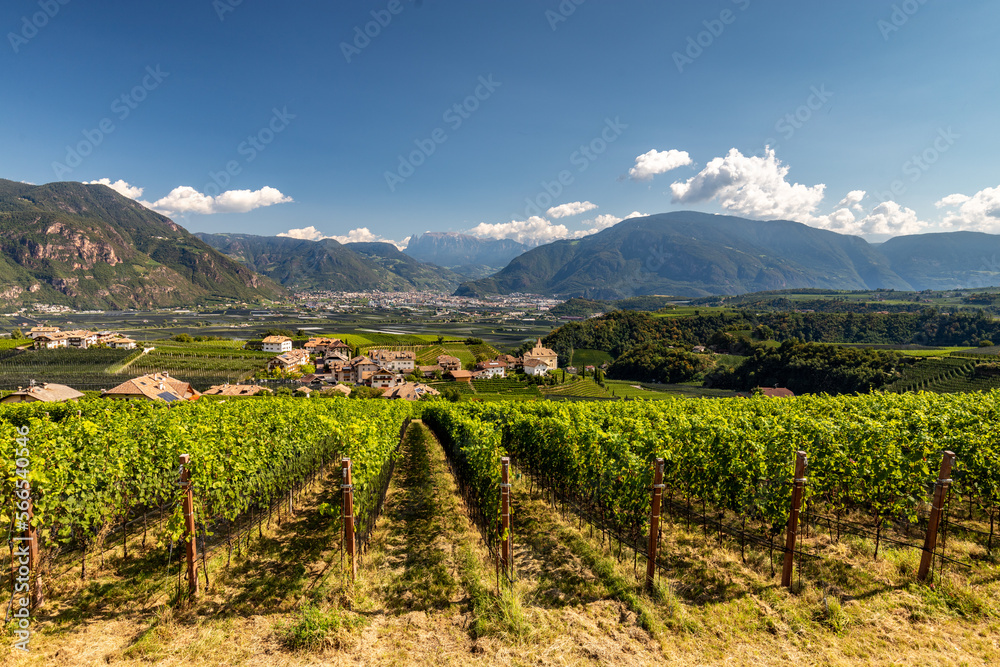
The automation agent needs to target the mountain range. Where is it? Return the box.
[402,232,528,278]
[455,212,1000,298]
[194,233,465,293]
[5,179,1000,307]
[0,179,285,309]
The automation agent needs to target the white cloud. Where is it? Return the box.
[277,226,324,241]
[669,148,826,221]
[855,201,927,236]
[810,199,927,237]
[468,211,648,246]
[585,214,623,231]
[835,190,866,213]
[142,185,292,217]
[328,227,381,244]
[629,149,693,181]
[936,193,972,208]
[936,186,1000,232]
[468,217,574,246]
[277,226,409,250]
[547,201,598,219]
[87,178,144,199]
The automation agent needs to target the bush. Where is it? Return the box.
[607,343,711,384]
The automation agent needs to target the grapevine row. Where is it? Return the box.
[429,391,1000,564]
[0,399,411,565]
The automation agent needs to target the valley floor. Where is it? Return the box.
[6,423,998,666]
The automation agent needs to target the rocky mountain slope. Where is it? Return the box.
[0,179,286,309]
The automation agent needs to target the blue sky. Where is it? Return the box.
[2,0,998,246]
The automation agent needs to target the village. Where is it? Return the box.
[0,330,564,405]
[256,335,560,400]
[22,326,139,350]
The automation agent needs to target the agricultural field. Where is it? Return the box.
[541,376,613,399]
[0,348,140,392]
[470,378,543,399]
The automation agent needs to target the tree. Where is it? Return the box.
[172,333,193,343]
[10,328,24,340]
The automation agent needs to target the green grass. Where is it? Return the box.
[278,604,366,651]
[570,348,613,367]
[315,332,374,347]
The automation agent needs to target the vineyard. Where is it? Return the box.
[1,399,410,607]
[127,351,266,389]
[425,392,1000,589]
[3,393,1000,664]
[0,348,139,392]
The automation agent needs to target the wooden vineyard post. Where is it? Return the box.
[918,451,956,583]
[500,457,511,581]
[342,458,356,581]
[20,483,43,609]
[782,451,808,590]
[646,458,665,591]
[179,454,199,598]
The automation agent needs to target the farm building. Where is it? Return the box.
[523,358,550,376]
[523,339,558,370]
[382,382,441,401]
[262,335,293,353]
[102,373,200,402]
[1,382,84,404]
[267,349,312,372]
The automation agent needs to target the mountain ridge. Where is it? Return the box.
[455,212,922,298]
[402,232,527,278]
[195,233,464,292]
